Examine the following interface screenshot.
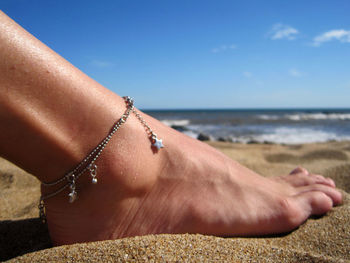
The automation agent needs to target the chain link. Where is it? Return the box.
[132,109,156,140]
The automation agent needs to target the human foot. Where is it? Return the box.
[43,112,342,245]
[1,12,341,247]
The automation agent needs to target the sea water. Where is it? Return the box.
[144,109,350,144]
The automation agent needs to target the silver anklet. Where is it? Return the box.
[39,96,164,223]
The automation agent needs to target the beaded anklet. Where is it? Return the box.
[38,96,163,223]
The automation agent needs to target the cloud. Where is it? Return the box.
[289,68,303,77]
[243,71,253,78]
[269,23,299,40]
[89,60,114,68]
[312,29,350,46]
[212,44,237,53]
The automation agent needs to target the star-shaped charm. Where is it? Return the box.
[152,137,164,150]
[69,191,77,203]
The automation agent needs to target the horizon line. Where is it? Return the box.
[142,107,350,111]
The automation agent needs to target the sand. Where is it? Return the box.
[1,141,350,262]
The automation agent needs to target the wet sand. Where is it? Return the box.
[1,141,350,262]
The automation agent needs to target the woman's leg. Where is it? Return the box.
[0,11,342,245]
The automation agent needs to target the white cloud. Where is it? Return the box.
[243,71,253,78]
[289,68,303,77]
[212,44,237,53]
[312,29,350,46]
[269,23,299,40]
[89,60,114,68]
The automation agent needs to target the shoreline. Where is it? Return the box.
[153,108,350,144]
[169,124,350,145]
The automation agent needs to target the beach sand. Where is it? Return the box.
[1,141,350,262]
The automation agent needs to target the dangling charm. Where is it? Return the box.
[38,199,46,224]
[69,189,77,203]
[151,133,164,150]
[88,163,98,184]
[68,174,77,203]
[126,97,163,151]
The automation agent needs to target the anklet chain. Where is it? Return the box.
[39,96,164,223]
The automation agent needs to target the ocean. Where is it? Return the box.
[144,108,350,144]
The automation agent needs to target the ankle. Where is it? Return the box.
[41,97,169,212]
[43,107,171,244]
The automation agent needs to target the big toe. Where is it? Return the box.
[294,191,333,216]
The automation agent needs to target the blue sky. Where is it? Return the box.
[2,0,350,109]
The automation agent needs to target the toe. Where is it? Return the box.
[296,184,343,206]
[307,173,336,187]
[290,167,309,175]
[294,191,333,216]
[326,177,336,187]
[284,171,336,188]
[282,175,314,187]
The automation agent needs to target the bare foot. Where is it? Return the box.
[0,10,341,247]
[43,113,342,245]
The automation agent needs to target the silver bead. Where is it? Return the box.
[92,178,98,184]
[69,191,77,203]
